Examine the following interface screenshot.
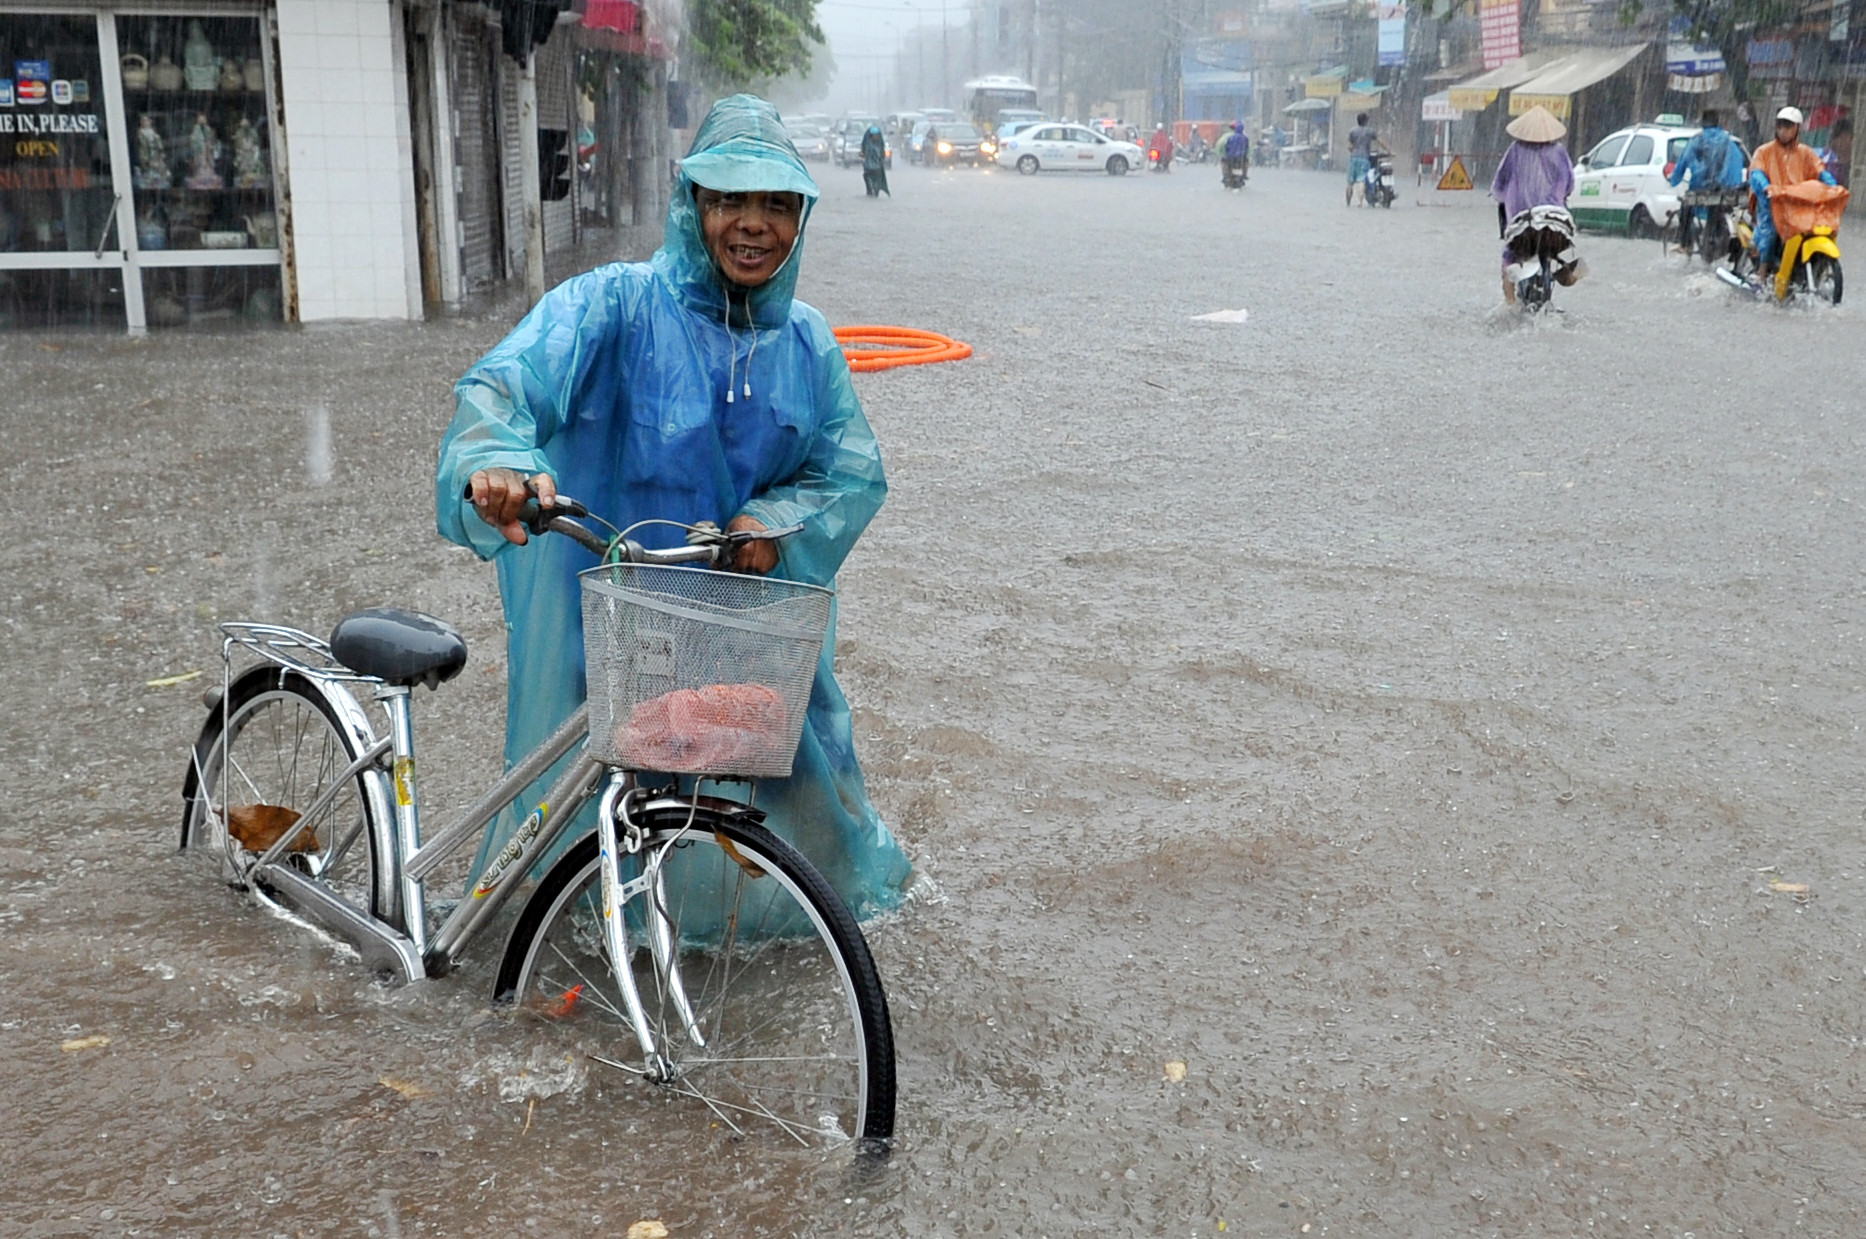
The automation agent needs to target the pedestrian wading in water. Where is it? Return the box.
[862,124,890,198]
[435,93,913,916]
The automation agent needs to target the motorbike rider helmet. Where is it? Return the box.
[1776,106,1805,127]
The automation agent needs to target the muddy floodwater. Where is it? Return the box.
[4,165,1866,1237]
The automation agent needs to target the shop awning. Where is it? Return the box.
[1284,97,1333,114]
[1507,43,1649,118]
[1445,52,1558,111]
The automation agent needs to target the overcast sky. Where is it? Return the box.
[814,0,963,112]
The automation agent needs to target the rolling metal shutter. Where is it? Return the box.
[451,17,504,287]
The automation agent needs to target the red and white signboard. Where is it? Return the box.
[1479,0,1521,69]
[17,78,46,104]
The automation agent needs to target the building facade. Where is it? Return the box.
[0,0,672,332]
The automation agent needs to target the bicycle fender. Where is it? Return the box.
[1799,235,1842,263]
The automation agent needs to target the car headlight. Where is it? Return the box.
[937,141,952,154]
[981,141,996,155]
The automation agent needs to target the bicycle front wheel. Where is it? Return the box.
[181,666,396,923]
[496,811,895,1150]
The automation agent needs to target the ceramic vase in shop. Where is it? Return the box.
[149,55,183,91]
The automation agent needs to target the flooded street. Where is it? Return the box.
[6,163,1866,1237]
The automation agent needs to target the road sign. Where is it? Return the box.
[1436,155,1474,191]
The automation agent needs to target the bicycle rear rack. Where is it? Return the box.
[218,621,383,684]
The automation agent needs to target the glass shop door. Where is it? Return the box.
[0,7,282,332]
[0,11,135,328]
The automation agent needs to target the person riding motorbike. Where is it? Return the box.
[1221,120,1250,189]
[1489,105,1585,305]
[1749,105,1838,276]
[1184,129,1209,164]
[1148,124,1175,172]
[1666,108,1744,253]
[1345,113,1385,206]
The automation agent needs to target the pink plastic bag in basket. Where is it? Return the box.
[613,683,790,773]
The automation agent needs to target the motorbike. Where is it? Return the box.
[1678,187,1743,266]
[1147,146,1173,173]
[1716,180,1847,305]
[1221,154,1249,191]
[1364,152,1396,208]
[1501,204,1580,311]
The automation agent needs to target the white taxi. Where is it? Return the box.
[995,123,1144,176]
[1568,119,1744,237]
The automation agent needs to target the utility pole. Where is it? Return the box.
[1026,0,1037,86]
[1054,2,1064,117]
[942,0,950,108]
[970,0,979,79]
[518,49,545,306]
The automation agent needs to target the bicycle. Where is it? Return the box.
[178,495,896,1150]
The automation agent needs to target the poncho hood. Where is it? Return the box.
[657,94,821,329]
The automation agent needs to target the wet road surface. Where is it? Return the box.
[4,162,1866,1237]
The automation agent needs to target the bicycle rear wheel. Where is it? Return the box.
[181,666,396,923]
[496,809,895,1150]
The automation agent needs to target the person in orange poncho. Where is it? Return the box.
[1749,105,1838,272]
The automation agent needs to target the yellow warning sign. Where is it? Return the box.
[1436,155,1474,191]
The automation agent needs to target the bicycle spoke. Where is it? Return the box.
[509,820,886,1148]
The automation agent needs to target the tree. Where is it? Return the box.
[764,40,838,112]
[688,0,827,90]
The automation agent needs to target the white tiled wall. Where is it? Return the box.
[275,0,422,321]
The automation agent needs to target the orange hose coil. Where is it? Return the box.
[834,325,973,372]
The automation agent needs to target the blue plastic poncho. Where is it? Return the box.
[434,94,912,916]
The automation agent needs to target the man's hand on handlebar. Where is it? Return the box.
[469,468,557,545]
[727,514,777,575]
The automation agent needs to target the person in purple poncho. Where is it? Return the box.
[1490,106,1586,304]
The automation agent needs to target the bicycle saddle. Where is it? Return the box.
[329,607,467,689]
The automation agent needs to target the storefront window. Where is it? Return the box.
[117,16,274,254]
[141,262,280,327]
[0,268,123,329]
[0,15,117,255]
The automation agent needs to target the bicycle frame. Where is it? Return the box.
[211,621,612,982]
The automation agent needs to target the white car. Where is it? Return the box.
[996,123,1144,176]
[1568,120,1746,237]
[788,122,831,163]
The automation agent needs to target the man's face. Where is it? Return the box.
[696,189,803,288]
[1776,120,1800,146]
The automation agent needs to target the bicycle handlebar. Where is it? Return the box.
[461,482,799,569]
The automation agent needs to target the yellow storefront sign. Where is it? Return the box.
[1305,75,1344,97]
[1509,92,1571,118]
[1447,87,1499,111]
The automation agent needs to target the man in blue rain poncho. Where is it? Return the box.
[434,95,912,917]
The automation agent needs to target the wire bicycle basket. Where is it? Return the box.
[580,564,833,779]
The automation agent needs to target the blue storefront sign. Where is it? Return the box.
[1378,2,1407,67]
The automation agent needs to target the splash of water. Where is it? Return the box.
[304,405,332,485]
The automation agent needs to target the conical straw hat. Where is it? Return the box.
[1507,105,1567,143]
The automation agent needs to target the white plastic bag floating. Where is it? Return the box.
[1190,308,1249,323]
